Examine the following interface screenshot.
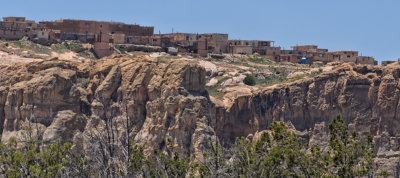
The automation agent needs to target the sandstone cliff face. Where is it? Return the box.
[215,64,400,172]
[0,57,399,173]
[1,64,87,142]
[0,56,215,161]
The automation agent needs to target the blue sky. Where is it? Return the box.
[2,0,399,62]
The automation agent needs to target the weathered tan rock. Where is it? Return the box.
[43,110,87,144]
[221,74,246,86]
[1,56,400,174]
[134,95,215,157]
[216,63,400,174]
[198,60,225,77]
[2,66,85,141]
[206,78,218,87]
[94,65,121,100]
[0,87,8,134]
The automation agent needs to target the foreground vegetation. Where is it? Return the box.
[0,114,390,177]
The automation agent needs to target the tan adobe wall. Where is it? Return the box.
[231,46,253,55]
[111,33,125,44]
[126,36,153,45]
[36,28,50,39]
[356,56,375,65]
[40,20,153,38]
[3,17,26,22]
[279,54,302,63]
[94,42,113,58]
[292,45,318,52]
[0,29,30,40]
[252,46,280,55]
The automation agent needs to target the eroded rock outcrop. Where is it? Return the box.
[1,65,88,142]
[43,110,87,144]
[1,56,400,173]
[215,63,400,173]
[0,56,215,161]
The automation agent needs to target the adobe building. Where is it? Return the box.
[0,17,38,40]
[251,41,279,55]
[290,45,330,61]
[36,28,51,40]
[281,49,303,55]
[40,20,96,42]
[255,46,281,56]
[111,33,125,44]
[108,23,153,37]
[289,45,335,64]
[328,51,359,62]
[355,56,376,65]
[149,33,199,53]
[39,19,154,43]
[288,46,377,65]
[197,33,229,56]
[39,18,154,58]
[93,42,113,58]
[325,51,374,65]
[228,40,280,56]
[230,45,253,55]
[281,45,373,65]
[228,40,258,55]
[277,54,302,63]
[126,36,152,45]
[160,33,198,47]
[292,45,318,53]
[123,32,229,56]
[0,16,378,63]
[279,49,305,63]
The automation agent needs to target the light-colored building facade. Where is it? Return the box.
[0,17,37,40]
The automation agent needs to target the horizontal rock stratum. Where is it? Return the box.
[0,55,399,173]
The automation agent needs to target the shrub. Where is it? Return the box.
[115,45,127,54]
[63,42,83,50]
[291,74,305,81]
[243,75,256,86]
[12,41,30,50]
[310,69,323,77]
[248,57,264,63]
[76,78,90,88]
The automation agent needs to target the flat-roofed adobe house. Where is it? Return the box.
[39,19,154,44]
[197,33,228,57]
[0,17,37,40]
[228,40,278,55]
[328,51,359,62]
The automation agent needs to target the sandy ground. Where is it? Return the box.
[0,51,42,65]
[0,50,88,66]
[50,51,88,63]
